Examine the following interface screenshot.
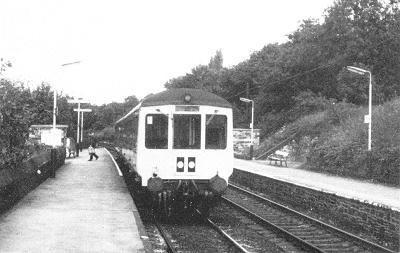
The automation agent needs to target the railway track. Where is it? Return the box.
[224,184,396,253]
[153,211,247,253]
[108,146,396,252]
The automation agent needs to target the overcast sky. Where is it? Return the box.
[0,0,334,105]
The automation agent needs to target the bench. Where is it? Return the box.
[267,150,289,167]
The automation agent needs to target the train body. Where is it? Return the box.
[115,88,233,215]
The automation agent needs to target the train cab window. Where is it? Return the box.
[145,114,168,149]
[173,114,201,149]
[206,115,227,149]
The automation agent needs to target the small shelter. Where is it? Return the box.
[233,128,260,155]
[29,124,69,147]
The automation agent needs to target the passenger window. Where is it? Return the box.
[145,114,168,149]
[206,115,227,149]
[173,114,201,149]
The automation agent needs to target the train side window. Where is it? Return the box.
[173,114,201,149]
[206,115,227,149]
[145,114,168,149]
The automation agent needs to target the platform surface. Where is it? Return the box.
[0,148,145,253]
[234,158,400,211]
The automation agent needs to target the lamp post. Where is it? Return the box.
[240,97,254,159]
[346,66,372,151]
[51,60,81,147]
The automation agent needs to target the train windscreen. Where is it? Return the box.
[205,115,227,149]
[145,114,168,149]
[173,114,201,149]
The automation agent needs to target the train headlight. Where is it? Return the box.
[188,157,195,172]
[184,93,192,103]
[177,157,184,172]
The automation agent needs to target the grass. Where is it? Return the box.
[255,98,400,187]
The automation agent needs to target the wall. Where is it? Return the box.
[0,148,66,212]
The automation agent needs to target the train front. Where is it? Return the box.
[136,89,233,215]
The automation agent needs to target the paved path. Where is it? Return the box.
[234,158,400,211]
[0,148,145,253]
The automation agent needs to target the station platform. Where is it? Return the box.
[234,158,400,212]
[0,148,146,253]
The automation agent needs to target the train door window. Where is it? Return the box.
[145,114,168,149]
[173,114,201,149]
[206,115,227,149]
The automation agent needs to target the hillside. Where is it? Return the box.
[254,98,400,187]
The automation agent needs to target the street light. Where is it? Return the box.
[240,97,254,159]
[346,66,372,151]
[51,60,81,147]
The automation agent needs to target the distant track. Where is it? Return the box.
[195,209,250,253]
[153,215,178,253]
[225,184,396,253]
[152,210,247,253]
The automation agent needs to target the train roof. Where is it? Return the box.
[115,88,231,125]
[141,88,232,108]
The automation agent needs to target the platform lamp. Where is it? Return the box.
[240,97,254,159]
[346,66,372,151]
[52,61,81,147]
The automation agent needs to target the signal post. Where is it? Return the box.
[68,99,90,156]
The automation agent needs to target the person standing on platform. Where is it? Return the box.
[88,144,99,161]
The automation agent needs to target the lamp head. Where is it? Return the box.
[346,66,368,75]
[240,97,252,103]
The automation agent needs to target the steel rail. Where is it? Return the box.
[153,215,178,253]
[229,183,396,253]
[195,209,250,253]
[221,196,325,253]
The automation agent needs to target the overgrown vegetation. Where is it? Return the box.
[165,0,400,136]
[0,78,76,170]
[255,98,400,186]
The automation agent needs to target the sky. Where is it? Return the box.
[0,0,335,105]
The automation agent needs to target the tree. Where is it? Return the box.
[165,50,226,93]
[0,79,31,168]
[29,83,54,125]
[0,58,12,74]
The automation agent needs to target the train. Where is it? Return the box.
[114,88,233,217]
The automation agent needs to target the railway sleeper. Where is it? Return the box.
[296,233,338,239]
[280,225,315,230]
[306,238,344,244]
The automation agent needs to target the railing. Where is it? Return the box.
[255,132,298,160]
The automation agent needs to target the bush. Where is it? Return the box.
[254,111,330,159]
[308,98,400,186]
[256,98,400,186]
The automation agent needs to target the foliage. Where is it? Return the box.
[307,98,400,186]
[0,80,78,170]
[165,50,225,94]
[0,74,140,171]
[0,58,12,74]
[255,99,399,185]
[164,0,399,137]
[0,79,32,169]
[86,95,139,131]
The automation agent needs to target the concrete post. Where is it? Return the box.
[51,148,56,178]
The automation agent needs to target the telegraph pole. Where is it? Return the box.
[68,98,89,156]
[74,108,92,146]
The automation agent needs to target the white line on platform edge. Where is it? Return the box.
[104,147,123,176]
